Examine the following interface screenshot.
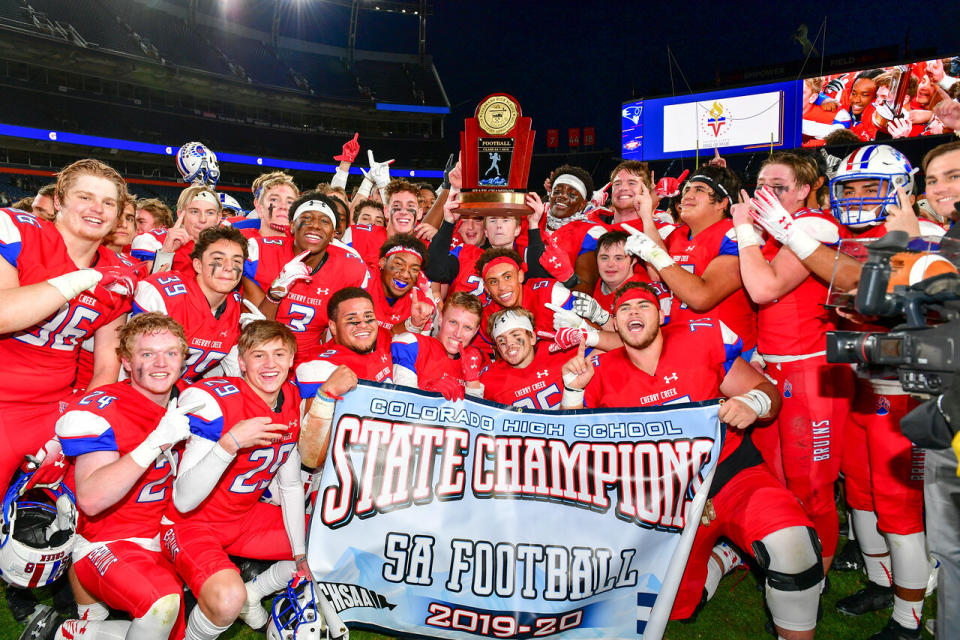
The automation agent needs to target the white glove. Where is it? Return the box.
[240,299,266,328]
[268,251,312,302]
[361,149,394,189]
[748,188,820,260]
[47,269,102,300]
[130,399,202,468]
[590,182,610,209]
[546,302,589,332]
[888,116,912,139]
[571,291,610,326]
[621,224,675,271]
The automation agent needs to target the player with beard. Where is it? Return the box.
[392,292,486,401]
[621,164,759,355]
[563,282,821,640]
[23,314,194,640]
[540,165,607,293]
[368,234,436,333]
[342,179,424,270]
[164,321,307,639]
[132,226,246,384]
[426,189,547,299]
[475,308,566,409]
[247,192,370,365]
[131,185,222,274]
[731,152,853,574]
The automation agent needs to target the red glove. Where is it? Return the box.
[539,237,575,282]
[422,375,465,402]
[541,327,587,353]
[21,438,69,490]
[95,264,139,297]
[655,169,689,199]
[334,133,360,163]
[460,345,485,383]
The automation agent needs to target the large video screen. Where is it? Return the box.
[622,81,803,161]
[801,57,957,146]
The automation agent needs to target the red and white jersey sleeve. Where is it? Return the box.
[294,331,394,401]
[243,236,294,293]
[391,332,473,387]
[340,224,389,271]
[56,382,172,544]
[480,343,566,409]
[545,221,607,265]
[131,229,195,274]
[664,219,758,351]
[175,378,300,523]
[277,246,371,364]
[0,209,131,404]
[132,271,242,383]
[477,278,574,354]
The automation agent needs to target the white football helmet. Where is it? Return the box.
[0,472,76,588]
[267,578,348,639]
[218,192,245,216]
[829,144,915,227]
[177,142,221,188]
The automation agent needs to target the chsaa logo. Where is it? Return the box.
[700,101,732,138]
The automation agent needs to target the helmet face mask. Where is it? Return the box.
[829,144,915,227]
[267,579,326,640]
[177,142,220,188]
[218,192,244,216]
[0,474,76,588]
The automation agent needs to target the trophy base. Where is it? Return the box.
[454,191,532,216]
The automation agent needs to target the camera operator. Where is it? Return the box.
[900,140,960,640]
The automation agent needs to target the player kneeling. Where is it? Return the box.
[562,282,822,640]
[162,321,308,638]
[22,313,193,640]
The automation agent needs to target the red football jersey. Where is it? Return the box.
[478,278,573,353]
[243,236,295,293]
[664,218,758,351]
[56,382,174,542]
[757,208,842,357]
[593,274,672,317]
[448,243,486,298]
[341,224,389,270]
[391,332,488,385]
[294,330,394,401]
[176,377,300,523]
[0,210,132,404]
[544,220,607,266]
[584,318,746,464]
[130,228,195,274]
[275,245,371,364]
[480,342,567,409]
[367,268,435,333]
[132,271,242,383]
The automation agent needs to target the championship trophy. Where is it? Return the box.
[455,93,536,216]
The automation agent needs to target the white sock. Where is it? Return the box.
[892,595,923,630]
[55,621,130,640]
[704,543,741,601]
[846,510,856,540]
[248,560,296,600]
[184,606,231,640]
[77,602,110,621]
[851,509,892,587]
[704,556,723,601]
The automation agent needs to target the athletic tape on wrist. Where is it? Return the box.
[735,223,762,248]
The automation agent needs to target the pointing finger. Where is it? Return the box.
[293,250,311,263]
[577,340,587,358]
[173,214,185,229]
[367,149,376,165]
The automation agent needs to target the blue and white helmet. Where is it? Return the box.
[267,577,348,639]
[829,144,915,227]
[218,192,245,216]
[177,142,221,188]
[0,472,76,588]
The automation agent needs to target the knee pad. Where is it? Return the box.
[752,526,823,592]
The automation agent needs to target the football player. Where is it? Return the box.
[22,313,195,640]
[131,185,223,274]
[132,226,246,384]
[731,152,854,573]
[563,282,820,640]
[0,159,134,491]
[342,178,424,270]
[246,171,299,238]
[621,164,759,355]
[593,230,671,316]
[134,198,174,235]
[476,308,566,409]
[392,291,486,400]
[248,192,370,365]
[367,234,435,334]
[164,321,307,638]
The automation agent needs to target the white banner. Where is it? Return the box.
[307,381,724,640]
[662,91,783,152]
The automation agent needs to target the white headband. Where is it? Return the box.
[292,199,337,228]
[193,190,220,207]
[491,310,535,340]
[552,174,588,200]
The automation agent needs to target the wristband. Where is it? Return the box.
[733,389,773,418]
[646,246,675,271]
[226,431,242,452]
[309,391,336,419]
[47,269,101,300]
[404,317,424,334]
[584,328,600,348]
[129,441,159,468]
[357,178,373,198]
[265,288,284,304]
[785,230,821,261]
[735,224,762,249]
[331,167,349,190]
[561,386,584,409]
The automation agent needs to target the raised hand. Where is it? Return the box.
[571,291,610,326]
[459,344,484,383]
[748,187,820,260]
[655,169,689,199]
[363,149,395,189]
[334,133,360,163]
[620,223,674,271]
[590,182,610,209]
[539,235,574,282]
[882,185,921,237]
[161,213,191,252]
[268,251,312,302]
[561,341,594,390]
[226,416,289,452]
[240,299,266,328]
